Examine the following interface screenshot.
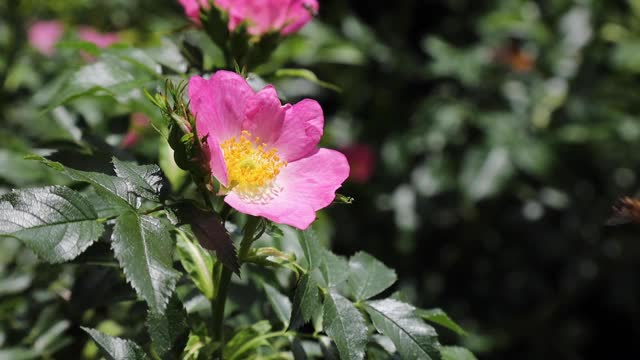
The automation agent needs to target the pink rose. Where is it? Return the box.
[189,71,349,229]
[28,20,64,56]
[341,144,376,183]
[179,0,318,36]
[77,26,120,48]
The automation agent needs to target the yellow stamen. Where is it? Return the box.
[220,130,286,197]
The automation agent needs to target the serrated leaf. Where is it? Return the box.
[112,211,180,313]
[82,327,149,360]
[176,231,215,299]
[0,186,104,263]
[320,250,349,287]
[263,283,292,328]
[297,228,323,271]
[37,157,137,209]
[289,273,322,330]
[112,157,167,202]
[323,292,367,360]
[147,295,189,360]
[417,308,467,336]
[364,299,441,360]
[174,203,238,273]
[347,252,397,301]
[440,346,477,360]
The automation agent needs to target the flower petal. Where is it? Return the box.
[282,0,318,35]
[203,136,229,187]
[77,27,120,48]
[232,0,291,35]
[224,148,349,229]
[28,21,64,56]
[272,99,324,162]
[189,71,254,144]
[242,85,289,145]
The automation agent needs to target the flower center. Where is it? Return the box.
[220,130,286,198]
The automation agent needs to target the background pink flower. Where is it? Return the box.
[178,0,210,24]
[78,26,120,48]
[121,113,151,149]
[189,71,348,229]
[28,20,64,56]
[178,0,318,36]
[341,144,376,183]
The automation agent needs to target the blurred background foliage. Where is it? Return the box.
[2,0,640,359]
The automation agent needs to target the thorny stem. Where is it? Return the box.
[211,216,261,347]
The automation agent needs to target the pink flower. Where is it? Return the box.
[179,0,210,24]
[28,20,64,56]
[121,113,151,149]
[78,27,120,48]
[341,144,376,183]
[179,0,318,36]
[189,71,349,229]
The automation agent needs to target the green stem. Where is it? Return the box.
[211,216,261,345]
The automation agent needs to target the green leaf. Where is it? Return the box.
[417,308,467,336]
[147,295,189,360]
[36,157,137,209]
[48,58,153,108]
[111,211,180,313]
[112,157,167,203]
[0,348,39,360]
[364,299,441,360]
[82,327,149,360]
[263,283,292,328]
[146,38,188,74]
[440,346,477,360]
[176,231,215,299]
[347,251,397,301]
[290,337,308,360]
[0,186,104,263]
[289,272,322,330]
[297,228,323,271]
[223,321,272,360]
[274,68,342,92]
[174,203,238,273]
[322,292,367,360]
[320,250,349,287]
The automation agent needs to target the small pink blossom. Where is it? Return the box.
[28,20,64,56]
[78,26,120,48]
[121,113,151,149]
[189,71,348,229]
[179,0,318,36]
[341,144,376,183]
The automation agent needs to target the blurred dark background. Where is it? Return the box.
[3,0,640,359]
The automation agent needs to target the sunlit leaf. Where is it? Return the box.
[364,299,441,360]
[347,251,397,301]
[83,327,148,360]
[323,292,367,360]
[0,186,103,263]
[112,211,180,313]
